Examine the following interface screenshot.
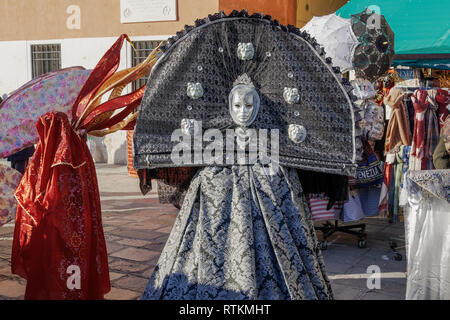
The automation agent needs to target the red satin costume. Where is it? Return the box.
[12,112,110,299]
[10,34,155,300]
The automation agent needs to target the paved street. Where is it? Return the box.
[0,163,407,300]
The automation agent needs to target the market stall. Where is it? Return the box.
[337,0,450,299]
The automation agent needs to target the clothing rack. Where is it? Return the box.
[313,85,447,252]
[382,85,448,261]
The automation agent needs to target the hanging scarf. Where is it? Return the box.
[11,34,159,299]
[383,87,411,153]
[410,90,431,170]
[402,92,415,139]
[390,145,410,222]
[424,91,440,170]
[378,151,395,216]
[435,88,449,128]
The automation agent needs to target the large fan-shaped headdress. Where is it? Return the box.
[133,10,362,176]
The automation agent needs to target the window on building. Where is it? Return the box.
[31,44,61,79]
[131,40,161,91]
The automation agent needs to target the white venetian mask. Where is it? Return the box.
[229,84,260,127]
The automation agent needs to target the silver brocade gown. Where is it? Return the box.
[141,163,334,300]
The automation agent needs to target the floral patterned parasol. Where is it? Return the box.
[0,67,91,158]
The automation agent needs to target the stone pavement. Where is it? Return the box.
[0,163,407,300]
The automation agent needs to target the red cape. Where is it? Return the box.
[12,112,110,299]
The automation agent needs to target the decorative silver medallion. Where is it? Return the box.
[288,124,307,143]
[180,119,198,135]
[186,82,203,99]
[237,43,255,60]
[283,87,300,104]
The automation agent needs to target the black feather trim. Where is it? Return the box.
[176,30,185,38]
[239,9,249,17]
[318,47,325,56]
[194,18,206,27]
[250,12,264,19]
[229,10,240,17]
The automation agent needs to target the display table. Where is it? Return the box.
[404,169,450,300]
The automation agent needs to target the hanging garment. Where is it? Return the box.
[410,89,440,170]
[410,89,429,170]
[361,101,385,141]
[398,145,412,207]
[142,164,333,300]
[358,186,381,217]
[11,112,110,299]
[404,170,450,300]
[387,162,398,222]
[425,90,440,170]
[378,151,395,216]
[340,190,365,222]
[402,93,416,139]
[435,88,449,129]
[389,145,410,222]
[383,87,411,153]
[0,164,22,227]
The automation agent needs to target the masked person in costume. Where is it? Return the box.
[11,34,158,300]
[134,11,362,300]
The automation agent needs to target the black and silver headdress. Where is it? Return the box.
[133,10,362,176]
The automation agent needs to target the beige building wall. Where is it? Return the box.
[0,0,350,41]
[0,0,219,41]
[296,0,348,28]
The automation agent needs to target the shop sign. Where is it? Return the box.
[120,0,177,23]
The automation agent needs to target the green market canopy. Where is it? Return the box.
[336,0,450,70]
